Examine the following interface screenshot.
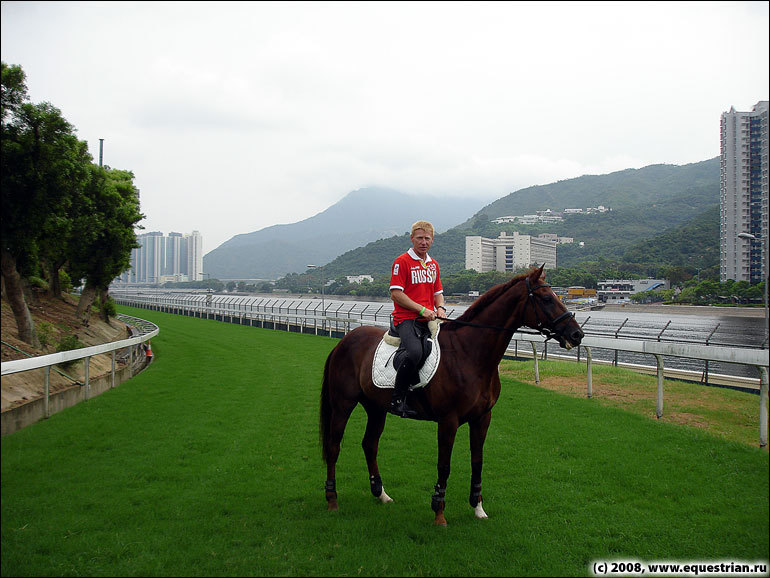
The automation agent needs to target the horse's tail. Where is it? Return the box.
[319,347,335,462]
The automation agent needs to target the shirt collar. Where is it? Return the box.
[408,248,432,263]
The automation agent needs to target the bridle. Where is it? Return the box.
[522,276,575,342]
[437,276,575,342]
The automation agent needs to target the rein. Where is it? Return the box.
[524,277,575,342]
[437,277,575,341]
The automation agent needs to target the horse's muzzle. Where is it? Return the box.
[557,326,584,350]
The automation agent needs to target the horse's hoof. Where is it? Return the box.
[378,490,394,503]
[434,513,447,526]
[327,501,338,511]
[474,502,488,519]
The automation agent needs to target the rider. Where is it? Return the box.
[388,220,446,418]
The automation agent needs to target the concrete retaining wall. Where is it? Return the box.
[1,363,139,436]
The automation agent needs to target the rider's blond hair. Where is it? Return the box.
[410,220,434,237]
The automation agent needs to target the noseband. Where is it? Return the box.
[524,277,575,342]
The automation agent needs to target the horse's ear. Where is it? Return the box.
[535,263,545,280]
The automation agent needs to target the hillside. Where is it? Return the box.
[313,158,721,278]
[202,186,483,279]
[1,293,131,412]
[464,157,719,225]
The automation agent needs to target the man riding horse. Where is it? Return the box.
[388,220,447,418]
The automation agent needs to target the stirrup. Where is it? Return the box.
[389,397,418,418]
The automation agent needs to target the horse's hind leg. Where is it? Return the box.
[324,401,357,511]
[361,401,393,504]
[468,411,492,519]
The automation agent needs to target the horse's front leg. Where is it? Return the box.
[432,416,459,526]
[468,411,492,519]
[361,400,393,504]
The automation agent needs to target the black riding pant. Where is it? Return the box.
[393,319,431,390]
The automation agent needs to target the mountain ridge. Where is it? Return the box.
[203,157,721,280]
[315,157,721,278]
[202,186,483,279]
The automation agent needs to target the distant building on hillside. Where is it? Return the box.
[465,232,557,273]
[537,233,574,244]
[116,230,204,284]
[720,100,768,283]
[346,275,374,284]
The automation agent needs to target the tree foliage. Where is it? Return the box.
[1,62,144,342]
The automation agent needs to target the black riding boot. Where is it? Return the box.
[389,361,418,418]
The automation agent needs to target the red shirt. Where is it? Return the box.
[390,248,443,325]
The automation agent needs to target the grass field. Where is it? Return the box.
[1,306,768,577]
[499,358,768,449]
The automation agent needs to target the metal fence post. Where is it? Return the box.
[532,342,540,384]
[44,366,51,418]
[585,346,593,398]
[655,354,664,419]
[84,356,91,400]
[759,365,768,448]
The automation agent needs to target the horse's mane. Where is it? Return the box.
[454,267,539,324]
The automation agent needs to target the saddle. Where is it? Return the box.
[372,320,441,389]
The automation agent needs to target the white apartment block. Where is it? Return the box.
[720,101,769,283]
[465,232,557,273]
[116,229,204,284]
[186,230,204,282]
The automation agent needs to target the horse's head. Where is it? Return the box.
[522,265,584,350]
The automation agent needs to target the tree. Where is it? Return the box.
[70,167,143,324]
[2,62,91,345]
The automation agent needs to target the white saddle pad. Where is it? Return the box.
[372,323,441,389]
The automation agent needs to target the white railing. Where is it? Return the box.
[117,294,769,446]
[1,314,159,419]
[509,332,769,447]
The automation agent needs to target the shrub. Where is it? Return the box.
[36,321,55,349]
[97,295,117,318]
[59,270,74,294]
[56,334,85,370]
[28,276,49,291]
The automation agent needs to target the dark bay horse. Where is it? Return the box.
[319,265,584,525]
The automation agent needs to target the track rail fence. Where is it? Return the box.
[114,293,768,447]
[1,314,159,425]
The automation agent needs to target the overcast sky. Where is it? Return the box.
[2,1,768,253]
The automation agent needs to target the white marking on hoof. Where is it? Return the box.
[379,489,394,503]
[474,501,488,519]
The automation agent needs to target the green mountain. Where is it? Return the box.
[621,205,720,270]
[463,158,719,225]
[318,158,721,279]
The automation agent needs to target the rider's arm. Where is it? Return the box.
[435,294,446,316]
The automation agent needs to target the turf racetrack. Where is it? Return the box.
[2,306,768,576]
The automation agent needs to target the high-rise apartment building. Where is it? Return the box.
[465,232,557,273]
[720,101,769,283]
[115,230,204,284]
[165,232,184,276]
[185,230,203,282]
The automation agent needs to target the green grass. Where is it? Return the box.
[2,306,768,576]
[500,358,767,448]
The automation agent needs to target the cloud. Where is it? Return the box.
[2,1,767,253]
